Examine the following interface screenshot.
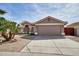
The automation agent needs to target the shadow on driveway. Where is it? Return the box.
[20,35,66,40]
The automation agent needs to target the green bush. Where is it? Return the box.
[0,17,18,33]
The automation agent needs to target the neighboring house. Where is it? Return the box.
[67,22,79,28]
[18,16,66,36]
[67,22,79,36]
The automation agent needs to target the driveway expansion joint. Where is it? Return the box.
[53,41,64,55]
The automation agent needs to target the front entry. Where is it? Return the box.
[23,25,29,33]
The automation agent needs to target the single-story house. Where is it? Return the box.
[67,22,79,36]
[18,16,66,36]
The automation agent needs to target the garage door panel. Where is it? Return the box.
[37,25,61,35]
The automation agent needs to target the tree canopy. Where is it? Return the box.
[0,9,18,33]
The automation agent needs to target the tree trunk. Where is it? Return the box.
[1,32,15,42]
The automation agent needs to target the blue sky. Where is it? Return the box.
[0,3,79,24]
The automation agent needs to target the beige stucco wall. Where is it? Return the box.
[35,23,64,25]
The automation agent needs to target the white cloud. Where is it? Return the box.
[1,3,79,24]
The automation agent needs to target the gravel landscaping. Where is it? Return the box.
[0,35,31,52]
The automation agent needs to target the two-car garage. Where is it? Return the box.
[35,16,65,36]
[36,25,63,36]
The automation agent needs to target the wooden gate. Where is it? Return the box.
[64,28,74,36]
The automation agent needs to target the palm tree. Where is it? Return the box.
[0,9,6,31]
[0,9,6,15]
[0,9,6,26]
[0,9,17,42]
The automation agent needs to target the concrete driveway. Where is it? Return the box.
[20,36,79,56]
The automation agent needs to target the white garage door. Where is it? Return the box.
[37,25,61,35]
